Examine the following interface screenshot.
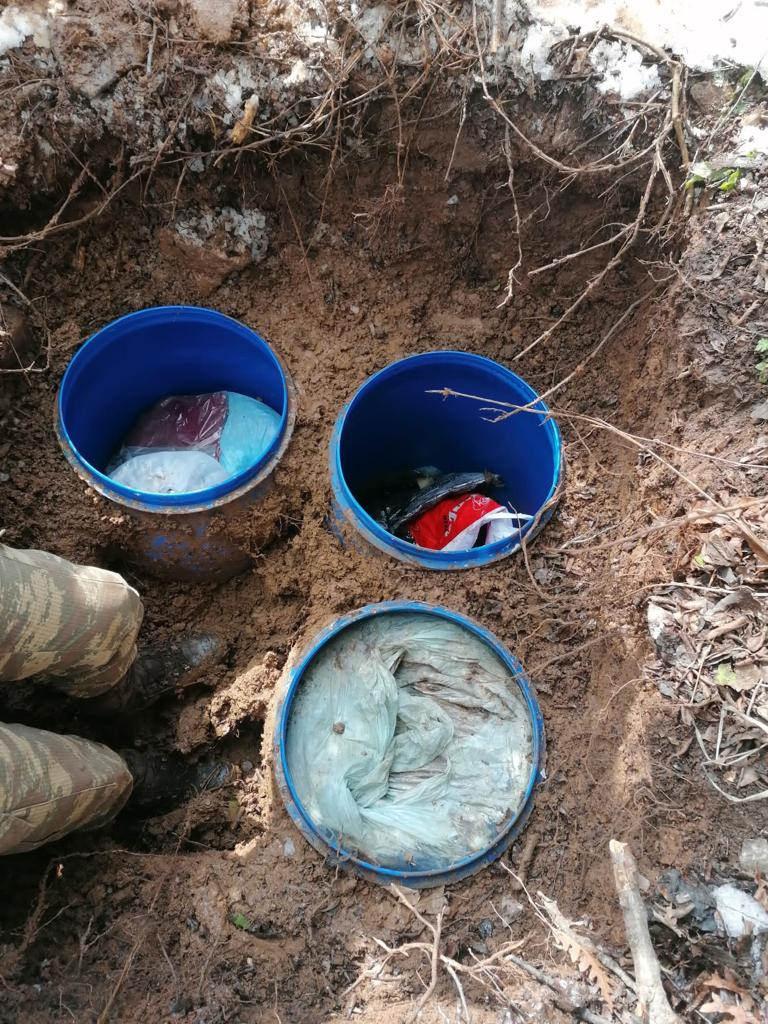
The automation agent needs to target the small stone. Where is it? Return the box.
[187,0,239,42]
[240,759,253,773]
[171,995,193,1016]
[500,895,524,923]
[478,918,494,938]
[0,303,37,370]
[739,838,768,875]
[332,721,345,734]
[690,80,731,111]
[751,400,768,422]
[283,838,296,858]
[349,304,360,315]
[446,194,459,206]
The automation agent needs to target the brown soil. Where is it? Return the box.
[0,96,766,1023]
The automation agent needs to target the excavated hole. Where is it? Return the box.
[0,100,745,1021]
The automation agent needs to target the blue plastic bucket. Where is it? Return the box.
[273,601,545,889]
[56,306,295,580]
[329,352,563,569]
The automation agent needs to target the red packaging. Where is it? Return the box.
[409,493,508,551]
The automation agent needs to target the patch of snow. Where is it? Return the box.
[519,21,568,80]
[647,602,672,643]
[737,123,768,156]
[0,5,50,55]
[286,58,310,86]
[740,838,768,875]
[590,39,662,100]
[174,207,269,261]
[282,837,296,857]
[289,0,332,47]
[356,3,389,47]
[210,61,260,120]
[523,0,768,77]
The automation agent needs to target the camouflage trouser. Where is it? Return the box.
[0,544,144,855]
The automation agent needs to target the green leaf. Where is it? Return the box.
[717,168,741,192]
[757,359,768,384]
[230,911,253,931]
[684,163,741,194]
[756,337,768,355]
[714,663,737,686]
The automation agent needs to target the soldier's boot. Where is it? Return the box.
[121,750,232,813]
[86,634,222,714]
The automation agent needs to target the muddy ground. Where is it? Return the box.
[0,39,767,1024]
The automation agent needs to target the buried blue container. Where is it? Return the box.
[330,351,563,569]
[273,601,545,889]
[56,306,295,580]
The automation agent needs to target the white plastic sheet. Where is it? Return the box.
[286,613,534,869]
[107,390,281,494]
[109,449,230,494]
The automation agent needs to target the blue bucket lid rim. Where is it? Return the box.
[276,600,545,882]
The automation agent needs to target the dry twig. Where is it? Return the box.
[610,840,680,1024]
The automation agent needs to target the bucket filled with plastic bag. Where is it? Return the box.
[56,306,295,580]
[330,351,562,569]
[273,602,545,888]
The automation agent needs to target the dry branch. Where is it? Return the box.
[610,840,680,1024]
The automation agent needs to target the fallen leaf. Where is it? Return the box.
[738,522,768,566]
[746,628,767,654]
[700,993,759,1024]
[738,766,762,789]
[715,663,738,686]
[729,663,765,692]
[230,911,253,931]
[698,531,744,568]
[701,973,753,997]
[708,589,762,619]
[674,734,694,758]
[538,895,615,1011]
[414,886,447,917]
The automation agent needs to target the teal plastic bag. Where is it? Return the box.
[218,392,281,476]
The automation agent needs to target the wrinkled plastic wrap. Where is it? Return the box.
[110,450,230,493]
[286,613,534,870]
[122,392,228,452]
[107,391,281,494]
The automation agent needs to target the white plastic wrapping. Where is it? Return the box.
[109,450,230,494]
[286,613,534,869]
[106,390,281,494]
